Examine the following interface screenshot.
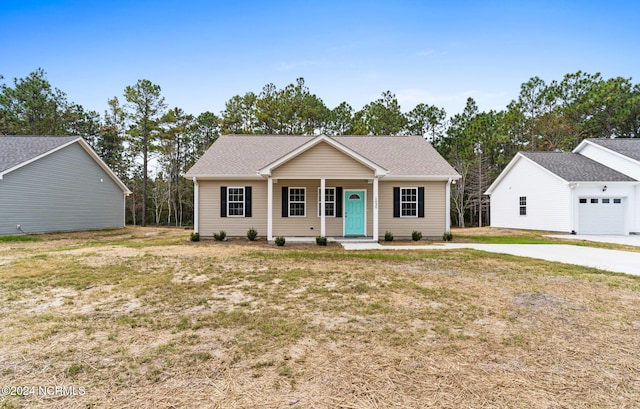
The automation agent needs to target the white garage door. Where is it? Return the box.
[578,197,625,235]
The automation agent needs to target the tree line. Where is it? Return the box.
[1,69,639,228]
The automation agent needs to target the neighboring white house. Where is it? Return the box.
[0,136,131,235]
[485,138,640,235]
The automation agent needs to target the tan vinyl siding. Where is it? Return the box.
[271,142,375,179]
[198,179,447,239]
[198,180,268,238]
[378,181,446,239]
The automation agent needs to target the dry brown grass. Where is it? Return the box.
[1,226,639,408]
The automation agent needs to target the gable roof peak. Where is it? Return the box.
[0,135,131,194]
[258,133,388,177]
[577,137,640,162]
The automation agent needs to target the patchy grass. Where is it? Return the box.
[454,234,555,244]
[0,226,639,408]
[452,226,640,252]
[0,235,36,242]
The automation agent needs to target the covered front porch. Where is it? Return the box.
[258,135,389,242]
[265,177,381,241]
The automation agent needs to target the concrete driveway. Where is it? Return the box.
[341,239,640,277]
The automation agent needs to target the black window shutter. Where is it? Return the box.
[281,186,289,217]
[418,187,425,218]
[393,187,400,218]
[220,186,227,218]
[244,186,252,217]
[335,187,343,217]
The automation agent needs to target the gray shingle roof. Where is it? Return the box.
[520,151,636,182]
[585,138,640,162]
[0,136,78,173]
[338,135,458,176]
[185,134,460,178]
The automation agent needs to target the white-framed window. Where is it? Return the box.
[228,187,245,217]
[519,196,527,216]
[289,188,306,217]
[317,187,336,217]
[401,187,418,217]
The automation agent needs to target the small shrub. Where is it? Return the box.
[213,230,226,241]
[384,231,394,242]
[442,231,453,241]
[275,236,286,246]
[411,230,422,241]
[316,236,327,246]
[190,232,200,242]
[247,227,258,241]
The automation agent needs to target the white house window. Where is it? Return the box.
[519,196,527,216]
[289,188,306,217]
[228,187,245,217]
[401,187,418,217]
[317,187,335,217]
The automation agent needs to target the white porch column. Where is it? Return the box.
[267,177,273,241]
[445,178,452,233]
[373,177,379,240]
[193,177,199,234]
[320,178,326,237]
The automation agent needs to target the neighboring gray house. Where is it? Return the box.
[0,136,131,235]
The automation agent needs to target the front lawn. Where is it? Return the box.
[0,227,638,408]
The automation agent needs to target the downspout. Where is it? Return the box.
[446,178,452,233]
[123,193,127,228]
[569,182,576,234]
[193,177,199,234]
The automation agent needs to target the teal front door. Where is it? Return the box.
[344,190,365,236]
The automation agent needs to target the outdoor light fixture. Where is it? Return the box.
[603,185,608,192]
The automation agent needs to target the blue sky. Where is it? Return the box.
[2,0,639,119]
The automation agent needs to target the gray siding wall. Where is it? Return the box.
[0,143,125,235]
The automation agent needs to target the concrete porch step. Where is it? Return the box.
[275,236,377,244]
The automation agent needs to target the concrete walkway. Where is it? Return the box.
[340,241,640,277]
